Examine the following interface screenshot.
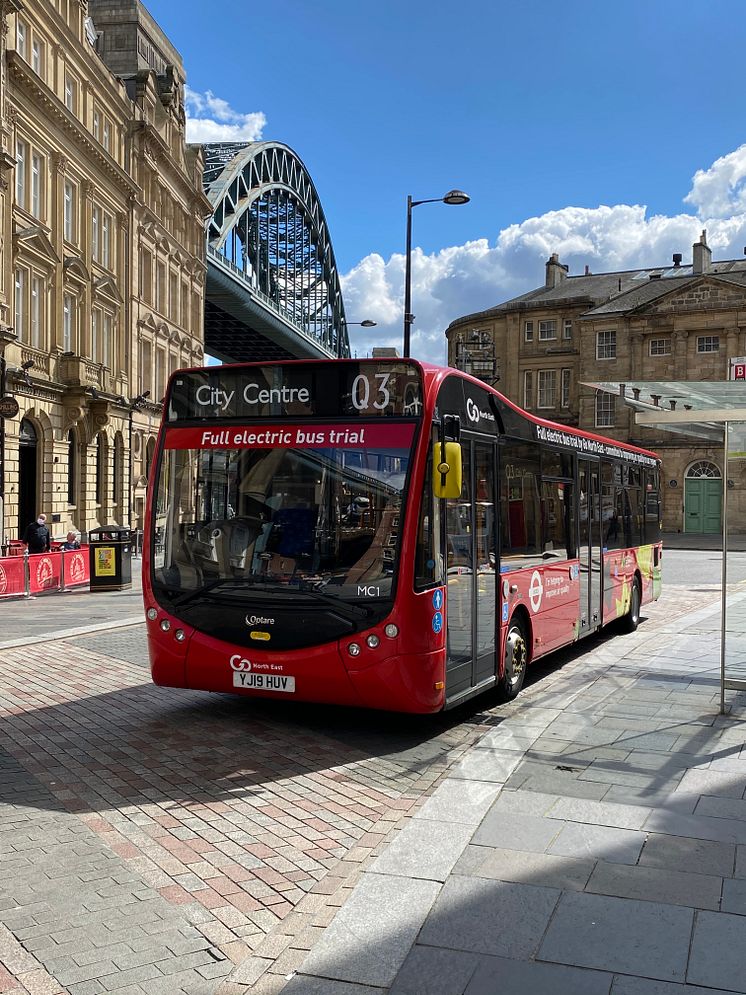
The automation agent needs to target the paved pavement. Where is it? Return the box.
[2,557,746,993]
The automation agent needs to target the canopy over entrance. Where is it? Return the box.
[585,379,746,713]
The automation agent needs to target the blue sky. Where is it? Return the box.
[144,0,746,362]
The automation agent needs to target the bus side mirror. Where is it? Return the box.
[432,441,463,499]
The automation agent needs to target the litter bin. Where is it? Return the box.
[88,526,134,591]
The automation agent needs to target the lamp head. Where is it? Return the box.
[21,359,35,371]
[360,320,377,328]
[442,189,470,206]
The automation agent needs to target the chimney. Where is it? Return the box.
[545,252,568,288]
[692,229,711,275]
[584,264,591,276]
[672,253,682,268]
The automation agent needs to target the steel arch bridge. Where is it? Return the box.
[202,142,350,362]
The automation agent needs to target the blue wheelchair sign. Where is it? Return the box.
[432,611,443,634]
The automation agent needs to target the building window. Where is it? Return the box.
[169,271,178,321]
[697,335,720,353]
[16,19,27,59]
[103,313,112,369]
[102,211,111,268]
[539,320,557,341]
[139,248,152,303]
[92,205,100,261]
[64,181,75,242]
[524,320,534,343]
[103,120,111,153]
[30,152,42,219]
[537,370,557,409]
[15,139,27,210]
[563,319,573,340]
[561,368,571,408]
[141,339,151,394]
[63,294,75,352]
[93,110,101,142]
[31,38,43,76]
[96,433,105,505]
[156,262,166,313]
[523,370,533,409]
[181,281,189,328]
[649,337,671,356]
[14,269,25,341]
[30,276,41,349]
[67,429,76,506]
[595,392,616,428]
[91,307,99,362]
[596,330,617,360]
[64,74,77,113]
[156,346,166,396]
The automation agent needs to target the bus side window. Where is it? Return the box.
[415,444,443,589]
[500,440,542,569]
[541,479,573,560]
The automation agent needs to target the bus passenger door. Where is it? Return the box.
[578,458,602,631]
[445,440,497,699]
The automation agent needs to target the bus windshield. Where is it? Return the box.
[152,431,414,604]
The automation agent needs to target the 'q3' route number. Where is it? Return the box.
[351,373,391,411]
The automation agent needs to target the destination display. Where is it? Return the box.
[166,362,424,421]
[164,422,417,450]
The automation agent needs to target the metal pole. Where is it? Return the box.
[403,195,413,359]
[0,354,5,509]
[720,420,729,715]
[128,404,133,529]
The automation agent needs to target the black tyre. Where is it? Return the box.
[497,618,529,702]
[620,579,641,633]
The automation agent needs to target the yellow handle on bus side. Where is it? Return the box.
[432,441,463,499]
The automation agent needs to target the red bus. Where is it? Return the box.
[143,360,662,713]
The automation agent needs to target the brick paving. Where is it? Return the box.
[0,628,492,994]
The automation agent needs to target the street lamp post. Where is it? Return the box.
[403,189,470,359]
[127,391,150,529]
[338,319,377,358]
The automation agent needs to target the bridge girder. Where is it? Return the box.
[201,142,350,361]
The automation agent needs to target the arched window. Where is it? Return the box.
[686,461,721,479]
[67,428,76,506]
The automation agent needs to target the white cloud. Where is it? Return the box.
[343,148,746,364]
[184,87,266,143]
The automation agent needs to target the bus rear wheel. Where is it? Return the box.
[620,579,641,633]
[497,619,528,702]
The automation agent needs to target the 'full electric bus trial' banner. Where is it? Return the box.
[165,423,417,450]
[166,363,424,422]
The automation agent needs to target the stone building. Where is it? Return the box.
[446,232,746,534]
[0,0,208,547]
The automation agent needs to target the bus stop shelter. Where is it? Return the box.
[586,380,746,713]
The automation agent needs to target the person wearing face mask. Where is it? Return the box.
[23,513,51,554]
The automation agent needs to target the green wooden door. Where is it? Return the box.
[685,478,722,534]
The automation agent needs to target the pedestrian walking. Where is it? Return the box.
[23,513,51,553]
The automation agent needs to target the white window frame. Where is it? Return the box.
[537,369,557,409]
[63,294,75,353]
[93,110,101,142]
[92,205,101,262]
[15,139,27,210]
[102,211,112,269]
[561,368,571,408]
[523,370,533,409]
[103,120,111,153]
[563,319,573,340]
[32,37,42,75]
[91,307,99,363]
[103,312,112,370]
[16,18,27,60]
[14,268,26,341]
[30,275,41,349]
[524,320,534,343]
[30,151,41,219]
[595,392,616,428]
[649,337,671,356]
[64,74,77,113]
[63,181,75,242]
[596,329,617,360]
[697,335,720,353]
[539,320,557,341]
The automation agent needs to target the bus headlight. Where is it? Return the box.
[160,619,171,632]
[348,643,361,657]
[174,629,185,642]
[147,608,158,621]
[366,634,380,649]
[384,624,398,639]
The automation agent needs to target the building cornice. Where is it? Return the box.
[8,53,138,199]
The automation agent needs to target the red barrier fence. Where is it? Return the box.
[0,546,90,599]
[0,555,26,598]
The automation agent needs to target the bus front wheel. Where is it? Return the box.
[620,579,641,633]
[498,619,528,702]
